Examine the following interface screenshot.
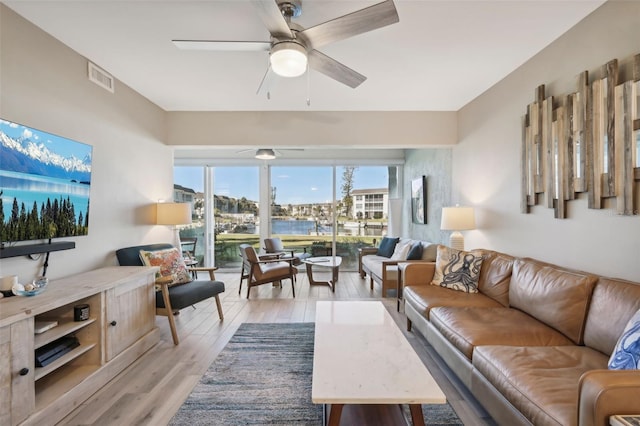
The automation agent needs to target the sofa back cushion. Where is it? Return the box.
[584,277,640,356]
[509,258,597,345]
[420,242,438,261]
[477,251,514,307]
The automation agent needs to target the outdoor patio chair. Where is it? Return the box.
[116,243,225,345]
[239,243,297,299]
[264,237,310,266]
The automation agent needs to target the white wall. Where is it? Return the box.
[455,1,640,281]
[0,6,174,283]
[167,111,457,149]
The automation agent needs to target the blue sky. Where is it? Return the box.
[174,165,388,204]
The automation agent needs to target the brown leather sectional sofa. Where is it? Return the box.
[401,250,640,426]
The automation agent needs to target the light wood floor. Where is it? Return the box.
[60,270,496,426]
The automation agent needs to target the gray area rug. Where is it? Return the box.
[170,322,463,425]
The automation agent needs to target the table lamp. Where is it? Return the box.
[440,206,475,251]
[156,202,192,248]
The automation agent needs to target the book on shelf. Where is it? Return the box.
[34,320,59,334]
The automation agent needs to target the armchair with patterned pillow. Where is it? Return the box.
[116,243,225,345]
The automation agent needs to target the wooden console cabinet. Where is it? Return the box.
[0,267,160,426]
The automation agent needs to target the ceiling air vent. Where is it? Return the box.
[87,61,114,93]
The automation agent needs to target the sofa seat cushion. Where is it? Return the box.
[430,307,574,360]
[257,261,298,281]
[404,285,502,320]
[362,255,398,281]
[473,345,608,426]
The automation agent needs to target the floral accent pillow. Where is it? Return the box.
[608,308,640,370]
[430,245,484,293]
[139,247,192,288]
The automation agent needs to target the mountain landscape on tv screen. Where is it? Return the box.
[0,127,91,183]
[0,119,92,243]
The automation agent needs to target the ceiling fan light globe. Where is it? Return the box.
[270,42,307,77]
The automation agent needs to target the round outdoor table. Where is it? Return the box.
[302,256,342,292]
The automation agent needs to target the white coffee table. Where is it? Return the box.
[302,256,342,292]
[312,301,446,426]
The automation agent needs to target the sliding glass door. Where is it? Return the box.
[175,163,398,271]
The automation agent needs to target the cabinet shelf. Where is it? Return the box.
[34,318,97,349]
[34,343,96,381]
[35,365,100,411]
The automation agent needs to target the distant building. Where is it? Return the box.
[351,188,388,220]
[174,184,196,203]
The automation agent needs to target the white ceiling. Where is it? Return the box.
[4,0,605,112]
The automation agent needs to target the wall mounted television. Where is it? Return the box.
[0,118,92,246]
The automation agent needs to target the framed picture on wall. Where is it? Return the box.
[411,176,427,224]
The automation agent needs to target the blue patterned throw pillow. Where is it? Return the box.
[608,308,640,370]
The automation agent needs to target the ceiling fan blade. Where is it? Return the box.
[250,0,293,39]
[172,40,270,52]
[308,50,366,89]
[298,0,399,50]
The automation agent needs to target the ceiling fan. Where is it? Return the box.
[172,0,399,89]
[237,148,305,159]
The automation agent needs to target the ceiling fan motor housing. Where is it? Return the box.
[277,1,302,19]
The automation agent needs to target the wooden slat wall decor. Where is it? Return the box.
[615,80,635,215]
[521,86,547,213]
[521,53,639,218]
[543,97,554,208]
[555,104,567,219]
[575,72,588,193]
[603,60,619,198]
[591,78,605,209]
[521,114,529,213]
[564,94,576,201]
[534,86,545,195]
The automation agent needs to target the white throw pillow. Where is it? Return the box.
[390,241,411,260]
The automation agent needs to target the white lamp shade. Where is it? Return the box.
[440,206,475,231]
[270,42,307,77]
[156,202,192,226]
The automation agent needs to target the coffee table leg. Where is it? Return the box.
[331,266,338,292]
[327,404,343,426]
[409,404,425,426]
[306,263,336,292]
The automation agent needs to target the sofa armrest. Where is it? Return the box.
[358,247,379,277]
[400,262,436,286]
[189,266,219,280]
[578,369,640,426]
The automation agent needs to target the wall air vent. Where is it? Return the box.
[87,61,115,93]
